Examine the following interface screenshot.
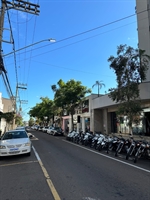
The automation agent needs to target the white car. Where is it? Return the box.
[42,126,49,133]
[0,129,32,157]
[47,126,54,134]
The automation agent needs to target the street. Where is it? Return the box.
[0,129,150,200]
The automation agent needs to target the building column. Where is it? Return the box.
[69,117,72,132]
[77,123,80,133]
[103,108,108,134]
[82,117,85,132]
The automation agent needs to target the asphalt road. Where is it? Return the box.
[0,129,150,200]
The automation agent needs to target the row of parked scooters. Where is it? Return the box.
[66,131,150,163]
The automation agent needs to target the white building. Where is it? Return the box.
[68,1,150,136]
[136,0,150,82]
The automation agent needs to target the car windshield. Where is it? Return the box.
[1,131,28,140]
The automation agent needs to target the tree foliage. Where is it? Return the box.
[51,79,91,130]
[0,112,15,123]
[28,97,54,124]
[108,44,150,133]
[28,117,35,126]
[15,114,23,126]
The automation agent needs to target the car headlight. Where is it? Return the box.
[0,145,6,149]
[24,143,31,146]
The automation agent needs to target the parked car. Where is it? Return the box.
[15,126,30,133]
[34,125,39,130]
[38,126,43,131]
[0,129,32,157]
[51,127,64,136]
[47,126,54,134]
[42,126,49,133]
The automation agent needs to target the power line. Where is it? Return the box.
[5,18,140,66]
[31,59,115,77]
[6,5,19,85]
[4,7,149,59]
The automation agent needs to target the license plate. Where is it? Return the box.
[10,148,19,151]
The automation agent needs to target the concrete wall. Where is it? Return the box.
[0,93,3,113]
[92,82,150,110]
[93,109,103,132]
[2,97,14,113]
[1,97,14,133]
[139,81,150,99]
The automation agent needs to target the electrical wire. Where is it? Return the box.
[4,7,149,60]
[5,18,141,66]
[5,3,21,111]
[26,14,38,87]
[1,71,15,107]
[22,7,149,50]
[1,5,149,108]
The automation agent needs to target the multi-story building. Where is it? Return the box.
[136,0,150,82]
[68,1,150,136]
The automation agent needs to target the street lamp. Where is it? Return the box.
[3,38,56,57]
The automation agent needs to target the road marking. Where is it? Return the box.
[0,160,38,167]
[32,146,61,200]
[63,140,150,173]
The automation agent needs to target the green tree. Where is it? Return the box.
[92,80,105,97]
[51,79,91,130]
[28,97,55,125]
[0,111,15,129]
[28,117,35,126]
[108,44,150,134]
[15,114,23,126]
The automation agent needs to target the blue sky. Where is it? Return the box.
[0,0,138,121]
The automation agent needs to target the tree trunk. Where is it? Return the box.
[71,113,74,131]
[98,86,99,97]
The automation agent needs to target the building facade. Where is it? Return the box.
[136,0,150,82]
[0,93,14,134]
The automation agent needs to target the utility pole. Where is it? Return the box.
[0,0,40,128]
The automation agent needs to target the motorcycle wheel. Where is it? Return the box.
[115,144,121,157]
[126,152,130,160]
[126,148,132,160]
[134,155,138,163]
[134,151,139,163]
[98,144,102,151]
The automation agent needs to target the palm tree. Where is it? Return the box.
[51,84,57,92]
[92,80,105,97]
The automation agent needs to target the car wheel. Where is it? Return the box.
[26,152,31,156]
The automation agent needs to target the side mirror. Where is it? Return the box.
[29,134,33,138]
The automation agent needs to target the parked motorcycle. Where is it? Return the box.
[96,134,106,151]
[83,132,94,146]
[90,133,100,149]
[125,137,137,160]
[115,137,131,157]
[107,135,120,153]
[134,140,150,163]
